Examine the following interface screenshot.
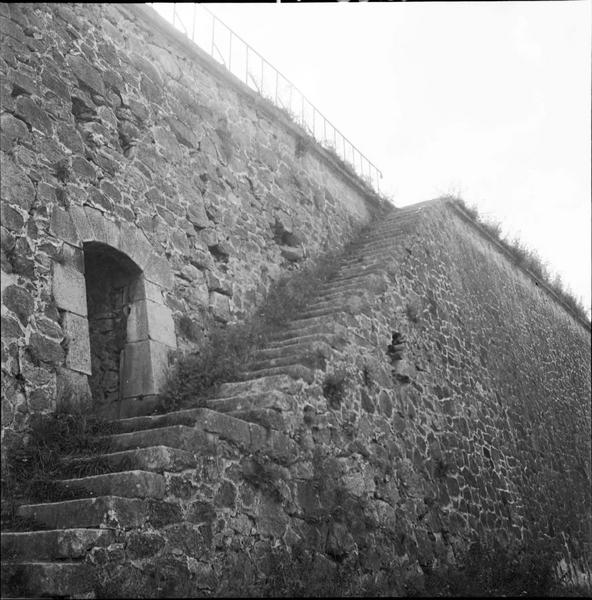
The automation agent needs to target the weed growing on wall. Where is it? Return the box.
[253,94,380,200]
[322,369,348,409]
[161,250,344,410]
[321,144,377,196]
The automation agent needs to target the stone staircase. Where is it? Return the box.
[0,203,428,598]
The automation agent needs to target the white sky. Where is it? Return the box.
[154,1,591,317]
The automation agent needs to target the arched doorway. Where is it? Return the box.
[84,242,141,417]
[51,207,177,418]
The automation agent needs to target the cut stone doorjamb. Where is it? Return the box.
[49,204,176,417]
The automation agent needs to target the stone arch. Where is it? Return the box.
[50,205,176,418]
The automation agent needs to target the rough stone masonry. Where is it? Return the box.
[1,3,590,598]
[0,2,382,428]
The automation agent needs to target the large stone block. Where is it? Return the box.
[117,223,154,271]
[199,409,251,449]
[15,96,52,136]
[49,206,80,246]
[121,340,172,398]
[0,203,25,231]
[0,153,35,210]
[209,291,230,323]
[28,333,65,365]
[60,243,85,273]
[129,278,163,304]
[62,312,91,375]
[2,283,35,325]
[52,262,87,317]
[55,367,92,413]
[67,54,105,97]
[84,207,119,248]
[127,299,177,348]
[143,254,173,289]
[68,205,94,242]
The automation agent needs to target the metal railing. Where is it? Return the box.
[149,3,383,192]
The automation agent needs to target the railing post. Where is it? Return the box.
[191,4,196,42]
[301,94,305,130]
[228,31,232,73]
[245,46,249,85]
[211,15,215,56]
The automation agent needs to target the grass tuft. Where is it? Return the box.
[322,370,348,409]
[160,249,344,411]
[446,196,590,324]
[1,408,117,530]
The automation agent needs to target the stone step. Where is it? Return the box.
[0,561,96,598]
[342,240,405,256]
[352,226,418,247]
[354,229,410,246]
[362,220,419,236]
[217,374,302,397]
[335,256,387,270]
[304,298,342,311]
[246,354,318,372]
[284,314,343,330]
[17,496,182,529]
[359,212,419,232]
[266,332,342,350]
[252,339,333,359]
[269,323,339,341]
[294,305,349,320]
[335,262,388,277]
[116,394,163,419]
[316,285,383,301]
[1,528,115,561]
[319,270,384,289]
[229,407,287,431]
[62,445,197,475]
[338,248,401,265]
[238,363,316,384]
[296,295,379,318]
[334,266,386,281]
[205,389,295,414]
[56,470,166,500]
[109,408,206,434]
[108,408,260,450]
[107,424,212,453]
[323,274,385,291]
[310,291,364,306]
[359,229,415,244]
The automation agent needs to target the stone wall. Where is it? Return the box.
[292,200,591,583]
[1,3,383,439]
[117,199,586,595]
[12,199,584,597]
[1,3,590,595]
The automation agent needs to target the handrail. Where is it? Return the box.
[149,3,383,192]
